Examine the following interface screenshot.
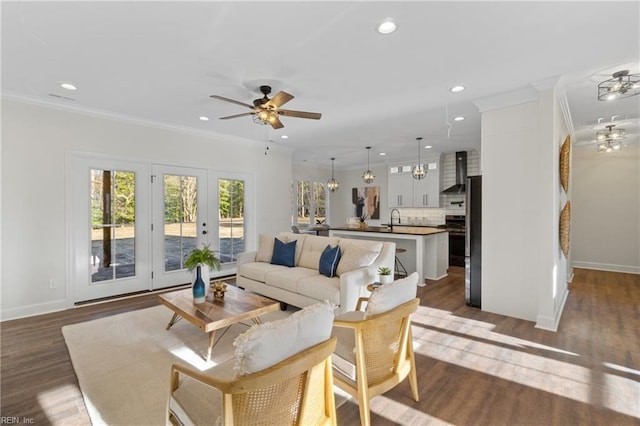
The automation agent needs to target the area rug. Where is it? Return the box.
[62,305,294,425]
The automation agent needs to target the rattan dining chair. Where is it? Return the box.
[332,296,420,426]
[168,336,337,426]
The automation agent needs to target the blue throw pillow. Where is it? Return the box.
[319,244,341,278]
[271,238,296,267]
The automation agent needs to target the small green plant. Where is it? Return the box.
[316,218,326,225]
[377,266,392,276]
[358,214,368,223]
[185,243,221,272]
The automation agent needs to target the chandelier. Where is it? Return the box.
[596,125,625,153]
[411,137,426,180]
[597,70,640,101]
[327,157,339,192]
[362,146,375,184]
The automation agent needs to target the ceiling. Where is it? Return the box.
[2,1,639,170]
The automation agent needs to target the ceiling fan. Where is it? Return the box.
[210,85,322,129]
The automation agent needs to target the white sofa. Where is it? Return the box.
[236,232,396,314]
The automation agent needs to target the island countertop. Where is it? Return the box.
[330,225,447,236]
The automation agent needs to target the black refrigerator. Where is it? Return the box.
[465,175,482,308]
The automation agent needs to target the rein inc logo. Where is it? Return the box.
[0,418,34,424]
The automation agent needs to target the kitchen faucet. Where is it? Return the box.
[390,209,401,230]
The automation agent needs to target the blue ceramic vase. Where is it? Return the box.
[193,265,206,303]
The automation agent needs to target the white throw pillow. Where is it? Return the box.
[336,240,383,276]
[233,301,335,376]
[256,234,275,263]
[365,272,418,318]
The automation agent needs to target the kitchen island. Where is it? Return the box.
[329,225,448,284]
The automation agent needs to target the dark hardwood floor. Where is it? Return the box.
[1,268,638,425]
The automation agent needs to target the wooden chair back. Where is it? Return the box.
[169,336,337,426]
[332,298,420,426]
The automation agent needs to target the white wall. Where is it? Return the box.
[479,84,569,329]
[572,144,640,273]
[1,99,292,319]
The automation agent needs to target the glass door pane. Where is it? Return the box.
[219,179,244,263]
[91,169,136,282]
[163,175,198,272]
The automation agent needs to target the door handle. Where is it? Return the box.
[202,223,207,227]
[202,230,207,235]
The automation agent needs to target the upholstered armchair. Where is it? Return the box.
[168,302,337,426]
[331,272,420,426]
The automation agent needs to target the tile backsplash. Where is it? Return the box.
[392,150,480,225]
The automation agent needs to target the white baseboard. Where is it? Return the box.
[0,299,67,322]
[572,261,640,275]
[535,286,569,332]
[566,268,574,283]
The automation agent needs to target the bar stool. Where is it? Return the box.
[394,248,408,280]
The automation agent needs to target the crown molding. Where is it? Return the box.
[473,86,539,113]
[1,91,294,151]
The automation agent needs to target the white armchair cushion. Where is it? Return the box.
[233,301,334,376]
[365,272,418,318]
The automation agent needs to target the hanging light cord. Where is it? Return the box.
[445,103,452,139]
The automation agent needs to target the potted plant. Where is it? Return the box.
[185,244,221,303]
[377,266,393,284]
[358,214,368,229]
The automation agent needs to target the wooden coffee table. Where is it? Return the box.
[158,285,279,361]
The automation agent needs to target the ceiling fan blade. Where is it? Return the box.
[219,112,255,120]
[209,95,255,109]
[278,109,322,120]
[269,116,285,129]
[266,91,294,109]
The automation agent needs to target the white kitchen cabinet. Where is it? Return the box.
[388,165,413,207]
[389,156,441,208]
[413,158,441,207]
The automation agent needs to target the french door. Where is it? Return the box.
[69,154,249,303]
[151,165,210,289]
[69,156,152,302]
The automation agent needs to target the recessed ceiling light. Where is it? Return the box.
[198,116,209,121]
[60,83,77,91]
[450,85,465,93]
[425,145,433,149]
[454,116,465,121]
[379,152,386,156]
[378,20,396,34]
[281,135,289,139]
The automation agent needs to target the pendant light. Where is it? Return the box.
[411,137,426,180]
[327,157,339,192]
[362,146,375,184]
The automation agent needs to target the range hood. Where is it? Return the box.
[441,151,467,194]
